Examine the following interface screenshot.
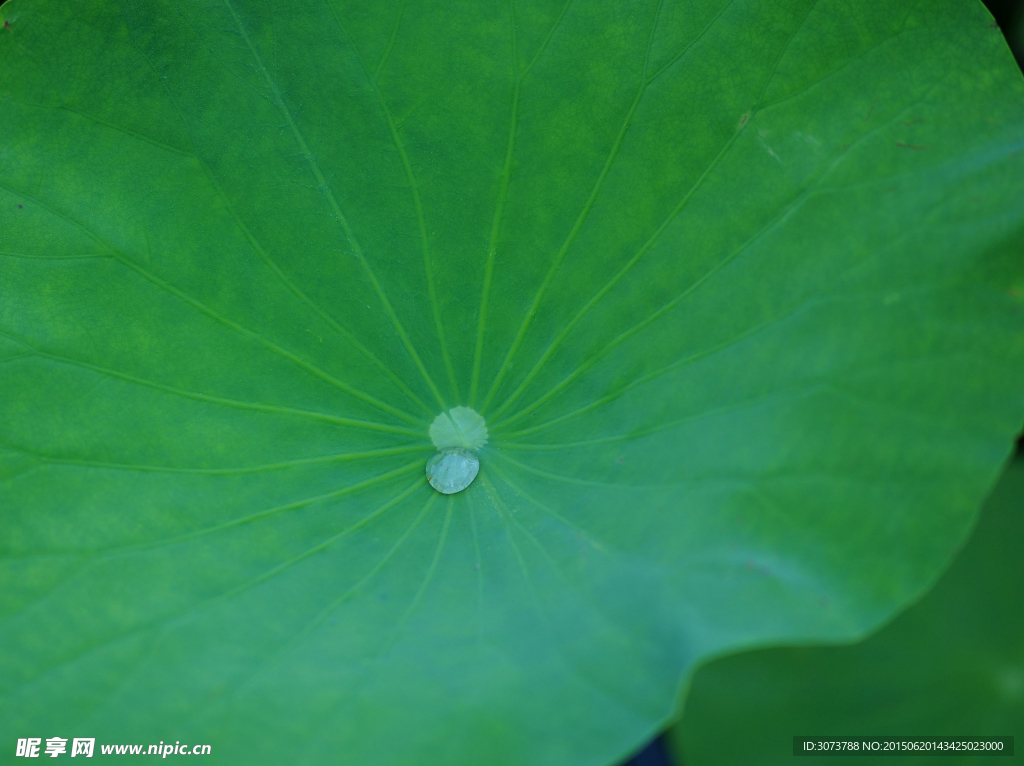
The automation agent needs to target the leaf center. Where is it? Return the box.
[429,407,488,451]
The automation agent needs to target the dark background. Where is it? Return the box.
[985,0,1024,67]
[0,0,1019,764]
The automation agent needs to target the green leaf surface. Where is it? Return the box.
[669,456,1024,765]
[1,0,1023,763]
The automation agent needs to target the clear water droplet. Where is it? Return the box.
[429,407,488,450]
[426,447,479,495]
[426,408,486,494]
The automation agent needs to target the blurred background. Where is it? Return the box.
[656,450,1024,765]
[986,0,1024,67]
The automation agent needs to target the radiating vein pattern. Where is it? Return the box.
[2,0,1024,764]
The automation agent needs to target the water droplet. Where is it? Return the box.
[429,406,488,450]
[426,447,479,495]
[426,408,486,494]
